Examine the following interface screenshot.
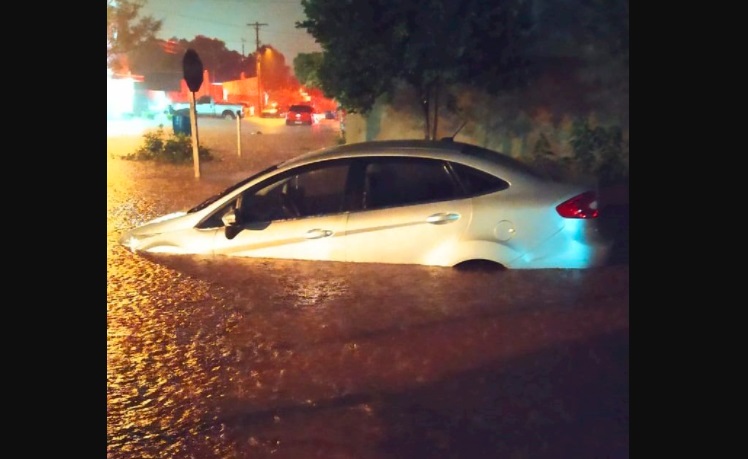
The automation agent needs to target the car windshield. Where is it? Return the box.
[187,164,279,213]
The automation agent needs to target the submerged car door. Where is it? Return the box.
[210,160,352,261]
[344,157,472,266]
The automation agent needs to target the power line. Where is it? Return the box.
[247,22,268,112]
[246,21,268,52]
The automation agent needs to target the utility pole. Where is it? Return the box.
[247,21,268,112]
[241,38,246,57]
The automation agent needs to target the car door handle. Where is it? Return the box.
[305,229,333,239]
[426,213,461,225]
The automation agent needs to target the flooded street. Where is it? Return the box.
[107,117,629,459]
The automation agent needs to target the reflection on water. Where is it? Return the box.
[108,126,628,459]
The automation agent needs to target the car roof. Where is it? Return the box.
[279,139,547,179]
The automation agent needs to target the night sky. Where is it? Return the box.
[139,0,322,60]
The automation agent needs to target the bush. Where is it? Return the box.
[124,126,214,164]
[570,121,628,186]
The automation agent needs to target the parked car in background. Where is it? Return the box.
[170,96,245,119]
[260,107,281,118]
[285,104,315,125]
[119,139,613,269]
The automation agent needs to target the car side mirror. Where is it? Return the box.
[225,225,241,240]
[222,208,242,239]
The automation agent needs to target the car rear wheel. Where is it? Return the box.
[222,111,236,120]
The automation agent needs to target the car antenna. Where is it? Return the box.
[440,120,467,142]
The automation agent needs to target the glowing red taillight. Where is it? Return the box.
[556,191,599,219]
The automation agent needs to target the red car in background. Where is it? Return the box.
[285,104,315,125]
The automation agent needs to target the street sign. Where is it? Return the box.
[182,49,204,92]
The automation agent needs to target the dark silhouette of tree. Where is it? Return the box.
[127,38,182,74]
[127,35,254,84]
[296,0,533,139]
[293,52,324,90]
[528,0,629,116]
[107,0,161,72]
[181,35,249,82]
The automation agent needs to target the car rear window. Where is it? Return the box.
[461,144,549,179]
[449,162,510,196]
[289,105,313,113]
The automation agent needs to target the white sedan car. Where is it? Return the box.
[119,139,612,269]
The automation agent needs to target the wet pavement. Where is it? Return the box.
[107,117,629,459]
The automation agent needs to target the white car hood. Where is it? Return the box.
[118,211,198,249]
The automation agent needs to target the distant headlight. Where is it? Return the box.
[119,233,143,252]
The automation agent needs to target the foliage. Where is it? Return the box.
[296,0,629,142]
[126,37,182,75]
[529,0,629,113]
[518,118,628,185]
[293,52,324,90]
[128,35,250,82]
[297,0,398,114]
[569,121,628,185]
[183,35,249,83]
[297,0,534,140]
[124,126,214,164]
[107,0,162,71]
[532,133,553,157]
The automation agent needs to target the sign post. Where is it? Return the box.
[183,49,204,178]
[236,110,242,157]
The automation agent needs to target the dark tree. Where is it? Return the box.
[297,0,533,139]
[127,38,182,75]
[297,0,400,116]
[107,0,162,72]
[182,35,249,82]
[293,52,324,90]
[127,35,257,83]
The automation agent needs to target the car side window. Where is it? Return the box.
[239,161,350,222]
[362,158,458,210]
[449,162,510,196]
[238,179,291,222]
[286,163,349,217]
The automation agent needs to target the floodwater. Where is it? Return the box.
[107,117,629,459]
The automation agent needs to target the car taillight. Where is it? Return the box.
[556,191,599,219]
